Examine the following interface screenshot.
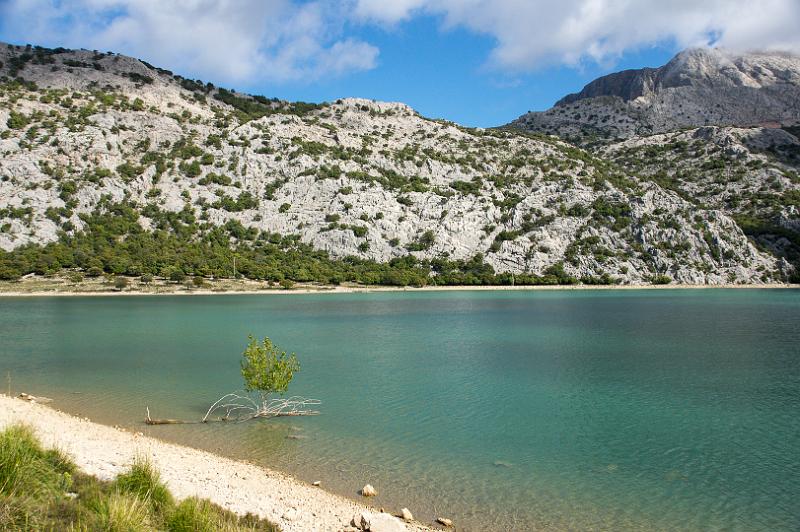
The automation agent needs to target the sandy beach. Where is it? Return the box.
[0,274,796,297]
[0,394,434,532]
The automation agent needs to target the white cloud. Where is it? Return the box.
[353,0,800,70]
[0,0,379,83]
[0,0,797,86]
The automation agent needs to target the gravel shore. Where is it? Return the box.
[0,394,434,532]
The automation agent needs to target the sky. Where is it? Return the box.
[0,1,798,127]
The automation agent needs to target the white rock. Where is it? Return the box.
[437,517,454,527]
[361,483,377,497]
[352,510,371,530]
[399,507,413,521]
[368,512,406,532]
[282,507,300,521]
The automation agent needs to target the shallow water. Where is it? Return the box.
[1,290,799,530]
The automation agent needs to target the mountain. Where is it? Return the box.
[510,48,800,142]
[0,43,793,285]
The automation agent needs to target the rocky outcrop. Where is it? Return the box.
[511,48,800,141]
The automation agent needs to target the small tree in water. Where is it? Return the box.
[202,335,318,422]
[240,335,299,402]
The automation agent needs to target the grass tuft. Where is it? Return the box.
[96,491,152,532]
[0,424,71,501]
[166,496,219,531]
[113,456,173,512]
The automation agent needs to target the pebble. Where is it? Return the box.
[282,507,300,521]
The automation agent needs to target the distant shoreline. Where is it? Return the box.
[0,280,797,297]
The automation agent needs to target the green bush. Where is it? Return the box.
[240,335,299,399]
[6,111,29,130]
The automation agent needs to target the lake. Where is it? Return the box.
[1,289,799,530]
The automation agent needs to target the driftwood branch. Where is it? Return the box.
[145,406,194,425]
[144,394,320,425]
[202,393,321,423]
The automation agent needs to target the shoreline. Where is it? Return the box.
[0,280,797,297]
[0,394,434,531]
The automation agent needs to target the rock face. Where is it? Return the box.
[511,48,800,141]
[0,42,792,284]
[600,125,800,275]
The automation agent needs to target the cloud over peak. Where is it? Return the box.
[354,0,800,70]
[1,0,797,85]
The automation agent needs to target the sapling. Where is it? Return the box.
[202,335,318,422]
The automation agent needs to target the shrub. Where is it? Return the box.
[240,335,299,399]
[140,273,154,284]
[6,111,29,130]
[169,269,186,283]
[114,277,129,291]
[405,230,435,251]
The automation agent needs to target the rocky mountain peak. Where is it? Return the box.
[514,47,800,141]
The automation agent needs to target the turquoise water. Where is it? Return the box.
[1,290,799,530]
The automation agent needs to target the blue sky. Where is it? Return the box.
[257,20,676,126]
[1,1,797,127]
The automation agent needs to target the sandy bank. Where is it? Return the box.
[0,395,433,532]
[0,279,796,297]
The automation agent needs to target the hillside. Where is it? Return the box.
[510,48,800,143]
[600,126,800,270]
[0,43,791,285]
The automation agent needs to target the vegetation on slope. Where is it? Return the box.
[0,201,589,286]
[0,423,277,531]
